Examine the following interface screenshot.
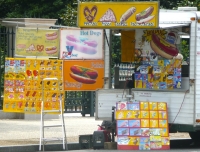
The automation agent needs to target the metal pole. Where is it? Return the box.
[90,91,94,117]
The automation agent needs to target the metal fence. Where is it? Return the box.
[0,26,15,109]
[0,25,95,116]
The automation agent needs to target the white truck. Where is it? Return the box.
[95,7,200,142]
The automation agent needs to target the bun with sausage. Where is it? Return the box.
[45,32,58,40]
[45,46,57,54]
[70,65,98,84]
[150,33,179,59]
[136,6,154,24]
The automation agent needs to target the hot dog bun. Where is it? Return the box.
[66,35,97,54]
[70,73,96,84]
[45,32,58,40]
[45,46,57,54]
[136,15,154,24]
[150,33,178,59]
[70,65,98,84]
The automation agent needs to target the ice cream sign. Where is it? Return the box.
[60,29,104,59]
[78,2,159,28]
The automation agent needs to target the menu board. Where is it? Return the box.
[116,101,170,150]
[15,27,59,57]
[78,2,159,28]
[3,58,64,113]
[60,29,104,59]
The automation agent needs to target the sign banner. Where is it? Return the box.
[3,58,64,113]
[78,2,159,28]
[60,29,104,59]
[63,60,104,91]
[15,28,59,57]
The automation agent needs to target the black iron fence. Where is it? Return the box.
[0,25,95,116]
[0,26,15,109]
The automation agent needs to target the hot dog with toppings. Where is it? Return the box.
[150,33,179,59]
[70,65,98,84]
[45,32,58,40]
[45,46,57,54]
[136,6,154,24]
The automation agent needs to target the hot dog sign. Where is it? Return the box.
[78,2,159,28]
[15,28,59,57]
[63,60,104,91]
[60,29,103,59]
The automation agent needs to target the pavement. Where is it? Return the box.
[0,113,192,152]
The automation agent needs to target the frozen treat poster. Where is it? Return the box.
[60,29,104,59]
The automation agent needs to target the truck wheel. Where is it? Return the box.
[189,131,200,142]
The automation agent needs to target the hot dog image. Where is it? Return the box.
[45,32,58,40]
[150,33,179,59]
[66,35,97,54]
[120,7,136,23]
[70,65,98,84]
[45,46,57,54]
[136,6,154,24]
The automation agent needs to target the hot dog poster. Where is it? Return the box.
[60,29,104,59]
[3,58,64,113]
[15,27,59,57]
[63,60,104,91]
[78,2,159,28]
[132,29,182,89]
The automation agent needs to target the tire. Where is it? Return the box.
[189,131,200,142]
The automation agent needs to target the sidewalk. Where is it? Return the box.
[0,113,102,146]
[0,113,190,146]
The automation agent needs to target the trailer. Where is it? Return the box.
[95,7,200,141]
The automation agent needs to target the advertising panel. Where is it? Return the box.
[78,2,159,28]
[60,29,104,59]
[63,60,104,91]
[3,58,64,113]
[15,27,59,57]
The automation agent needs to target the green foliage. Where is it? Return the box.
[180,40,189,61]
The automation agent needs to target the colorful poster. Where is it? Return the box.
[60,29,104,59]
[78,2,159,28]
[63,60,104,91]
[3,58,64,113]
[15,28,59,57]
[131,29,182,89]
[116,101,170,150]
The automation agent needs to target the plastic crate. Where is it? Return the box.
[79,134,93,149]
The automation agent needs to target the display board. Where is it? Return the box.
[78,2,159,28]
[63,60,104,91]
[15,27,59,57]
[116,101,170,150]
[60,29,104,59]
[3,58,64,113]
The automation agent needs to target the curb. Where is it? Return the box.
[0,143,80,152]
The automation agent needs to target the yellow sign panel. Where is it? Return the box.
[3,58,64,113]
[15,28,59,57]
[78,2,159,28]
